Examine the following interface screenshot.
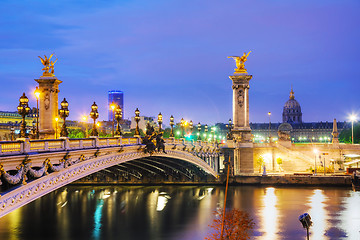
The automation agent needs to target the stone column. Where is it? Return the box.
[229,73,254,174]
[35,76,62,139]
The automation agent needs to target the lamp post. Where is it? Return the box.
[180,118,185,138]
[59,98,69,137]
[204,124,208,141]
[55,117,59,139]
[158,112,163,132]
[134,108,140,136]
[268,112,271,143]
[197,122,201,141]
[114,104,122,136]
[17,93,31,138]
[34,87,40,139]
[169,115,174,137]
[189,120,193,138]
[226,119,233,140]
[110,103,116,137]
[350,114,357,144]
[90,102,99,136]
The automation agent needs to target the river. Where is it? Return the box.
[0,185,359,240]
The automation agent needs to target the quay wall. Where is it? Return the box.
[73,175,352,186]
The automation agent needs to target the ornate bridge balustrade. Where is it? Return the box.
[0,137,220,217]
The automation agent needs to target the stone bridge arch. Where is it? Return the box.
[0,143,218,218]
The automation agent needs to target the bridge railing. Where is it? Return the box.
[0,137,142,156]
[0,136,222,156]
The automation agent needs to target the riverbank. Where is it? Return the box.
[73,174,352,186]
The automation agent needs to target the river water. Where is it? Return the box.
[0,185,359,240]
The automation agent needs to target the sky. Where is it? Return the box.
[0,0,360,125]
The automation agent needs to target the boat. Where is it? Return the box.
[351,171,360,191]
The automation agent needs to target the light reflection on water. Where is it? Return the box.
[0,186,359,240]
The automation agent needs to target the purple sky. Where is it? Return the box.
[1,0,360,125]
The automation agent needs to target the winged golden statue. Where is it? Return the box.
[228,51,251,74]
[38,54,57,77]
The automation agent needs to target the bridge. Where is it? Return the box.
[0,137,221,217]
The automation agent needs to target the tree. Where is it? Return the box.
[205,208,254,240]
[339,122,360,143]
[256,155,265,173]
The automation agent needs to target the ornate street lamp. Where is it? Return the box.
[197,122,201,141]
[17,93,31,138]
[134,108,140,136]
[180,118,185,138]
[158,112,163,132]
[110,103,116,137]
[114,105,122,136]
[90,102,99,136]
[204,124,208,140]
[59,98,70,137]
[34,87,40,139]
[226,119,234,140]
[169,115,174,137]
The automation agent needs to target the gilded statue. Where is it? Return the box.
[228,51,251,74]
[38,54,57,77]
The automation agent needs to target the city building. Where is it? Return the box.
[251,88,350,143]
[0,110,36,140]
[108,90,124,121]
[130,116,156,132]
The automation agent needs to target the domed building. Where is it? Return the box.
[282,88,302,124]
[250,87,350,143]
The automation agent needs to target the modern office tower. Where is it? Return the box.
[108,90,124,121]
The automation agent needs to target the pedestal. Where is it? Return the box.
[35,76,62,139]
[229,73,254,174]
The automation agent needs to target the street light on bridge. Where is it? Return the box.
[59,98,69,137]
[349,114,357,144]
[197,122,201,141]
[34,87,40,139]
[180,118,185,138]
[110,103,116,137]
[114,105,122,136]
[189,120,193,137]
[226,119,233,140]
[90,102,99,137]
[134,108,140,136]
[169,115,174,137]
[17,93,31,138]
[204,124,208,141]
[158,112,163,132]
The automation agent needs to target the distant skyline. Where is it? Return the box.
[1,0,360,125]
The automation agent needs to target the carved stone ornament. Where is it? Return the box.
[44,93,50,110]
[237,89,244,107]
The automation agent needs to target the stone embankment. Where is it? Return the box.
[228,174,352,186]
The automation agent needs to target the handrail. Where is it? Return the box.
[0,137,219,156]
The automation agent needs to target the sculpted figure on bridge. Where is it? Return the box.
[142,123,166,155]
[38,54,58,77]
[228,51,251,74]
